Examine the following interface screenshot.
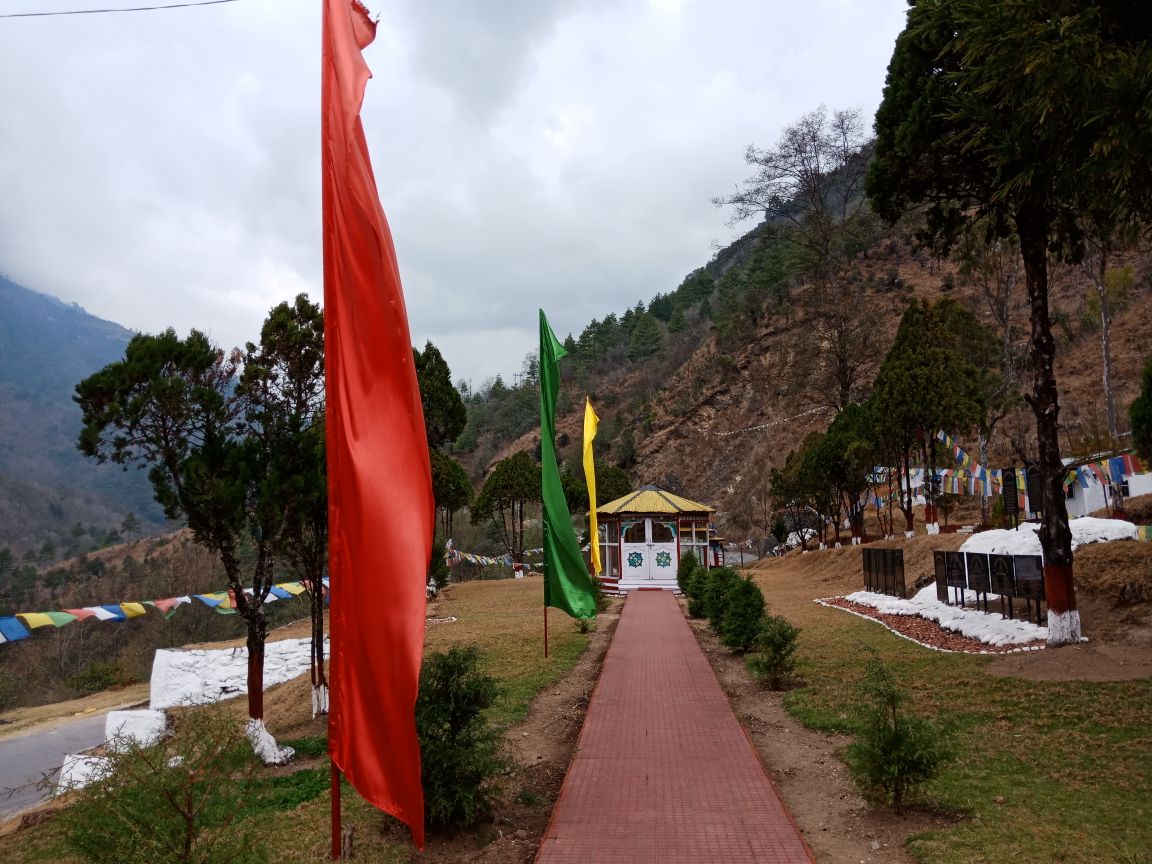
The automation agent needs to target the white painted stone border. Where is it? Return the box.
[814,598,1046,656]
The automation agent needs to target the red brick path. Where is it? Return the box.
[536,590,815,863]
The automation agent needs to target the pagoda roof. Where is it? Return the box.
[598,485,715,515]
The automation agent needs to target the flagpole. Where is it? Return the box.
[544,605,549,658]
[331,763,342,859]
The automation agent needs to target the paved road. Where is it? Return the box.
[0,714,107,820]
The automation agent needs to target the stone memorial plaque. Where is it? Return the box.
[945,551,967,589]
[965,552,991,593]
[1002,468,1019,516]
[1014,554,1045,600]
[934,551,949,602]
[889,549,905,598]
[990,554,1015,596]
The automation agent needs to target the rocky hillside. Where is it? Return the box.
[458,219,1152,536]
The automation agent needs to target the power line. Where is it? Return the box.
[0,0,237,18]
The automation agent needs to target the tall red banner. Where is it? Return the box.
[322,0,433,848]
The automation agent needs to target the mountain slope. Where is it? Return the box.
[0,275,163,549]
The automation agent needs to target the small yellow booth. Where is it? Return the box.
[596,485,715,592]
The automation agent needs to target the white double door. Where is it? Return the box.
[620,518,678,582]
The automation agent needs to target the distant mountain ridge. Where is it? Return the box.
[0,275,164,550]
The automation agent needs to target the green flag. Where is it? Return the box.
[539,310,597,619]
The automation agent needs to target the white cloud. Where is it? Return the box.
[0,0,908,383]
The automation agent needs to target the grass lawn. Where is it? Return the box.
[748,548,1152,864]
[0,576,589,864]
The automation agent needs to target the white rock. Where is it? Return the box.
[105,709,168,751]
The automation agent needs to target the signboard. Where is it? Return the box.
[1002,468,1019,516]
[863,548,906,597]
[965,553,991,593]
[990,554,1015,596]
[1026,467,1044,515]
[1014,554,1046,600]
[934,551,949,602]
[945,551,967,589]
[890,549,905,598]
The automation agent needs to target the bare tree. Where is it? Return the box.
[715,106,880,409]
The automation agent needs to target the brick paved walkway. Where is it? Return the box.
[536,590,815,863]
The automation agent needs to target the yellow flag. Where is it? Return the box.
[120,602,148,618]
[583,398,601,575]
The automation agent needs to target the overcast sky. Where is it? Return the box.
[0,0,908,387]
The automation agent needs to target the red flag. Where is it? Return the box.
[323,0,433,848]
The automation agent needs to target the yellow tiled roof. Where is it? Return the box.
[598,485,715,515]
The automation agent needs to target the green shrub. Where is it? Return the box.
[416,645,505,830]
[685,565,708,617]
[59,703,267,864]
[719,578,765,652]
[702,567,742,627]
[676,551,699,593]
[845,650,948,814]
[745,615,800,689]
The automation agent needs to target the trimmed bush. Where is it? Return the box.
[416,645,505,829]
[676,551,699,593]
[685,565,708,618]
[719,578,765,651]
[702,567,742,627]
[845,650,948,814]
[746,614,800,689]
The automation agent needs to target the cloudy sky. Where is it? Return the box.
[0,0,908,387]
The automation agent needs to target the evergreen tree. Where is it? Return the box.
[627,312,663,361]
[1131,354,1152,464]
[867,0,1152,643]
[415,341,467,450]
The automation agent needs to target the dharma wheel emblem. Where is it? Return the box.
[627,551,644,568]
[655,551,673,568]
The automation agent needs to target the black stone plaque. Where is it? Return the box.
[934,551,949,602]
[945,551,967,589]
[965,553,991,593]
[862,548,875,592]
[1002,468,1019,517]
[990,554,1015,595]
[1014,554,1046,600]
[890,549,905,598]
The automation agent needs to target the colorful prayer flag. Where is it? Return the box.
[539,311,598,619]
[583,398,601,575]
[323,0,434,847]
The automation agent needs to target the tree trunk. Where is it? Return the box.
[1018,219,1078,644]
[246,612,267,720]
[1095,254,1118,442]
[978,431,990,526]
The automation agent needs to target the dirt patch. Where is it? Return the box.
[683,609,957,864]
[986,640,1152,681]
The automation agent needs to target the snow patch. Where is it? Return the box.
[958,516,1137,557]
[844,587,1047,646]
